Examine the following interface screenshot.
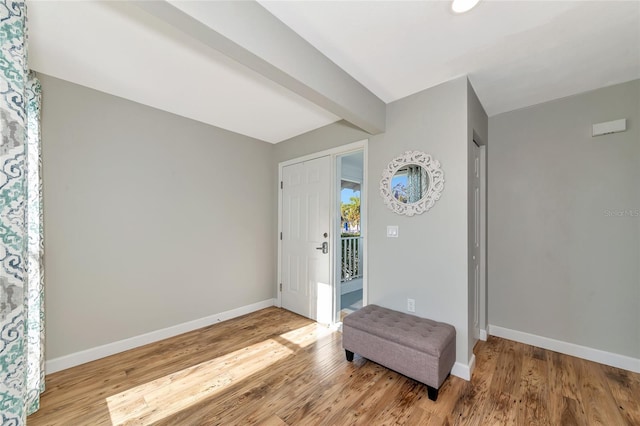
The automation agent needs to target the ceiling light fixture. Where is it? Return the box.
[451,0,481,14]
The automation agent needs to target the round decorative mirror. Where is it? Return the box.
[380,151,444,216]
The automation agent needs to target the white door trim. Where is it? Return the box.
[277,140,368,325]
[479,144,487,340]
[470,140,482,346]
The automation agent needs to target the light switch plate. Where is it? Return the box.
[387,225,399,238]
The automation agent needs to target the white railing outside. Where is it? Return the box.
[341,236,363,282]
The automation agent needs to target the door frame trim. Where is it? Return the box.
[470,134,488,345]
[277,139,368,325]
[479,143,487,340]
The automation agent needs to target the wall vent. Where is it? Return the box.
[592,119,626,137]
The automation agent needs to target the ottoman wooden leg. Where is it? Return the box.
[427,385,439,401]
[345,350,354,362]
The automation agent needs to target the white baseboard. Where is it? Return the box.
[479,329,487,341]
[489,324,640,374]
[46,298,276,375]
[452,354,475,381]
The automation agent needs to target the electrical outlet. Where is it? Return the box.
[407,298,415,313]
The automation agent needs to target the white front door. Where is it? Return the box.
[281,156,332,322]
[471,141,482,344]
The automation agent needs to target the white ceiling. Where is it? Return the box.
[28,1,640,143]
[26,1,340,143]
[261,0,640,115]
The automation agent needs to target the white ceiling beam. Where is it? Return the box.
[133,1,386,134]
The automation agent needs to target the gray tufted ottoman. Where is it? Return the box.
[342,304,456,401]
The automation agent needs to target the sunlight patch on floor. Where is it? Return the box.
[106,322,329,425]
[279,319,333,348]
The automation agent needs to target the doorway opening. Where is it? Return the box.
[469,137,487,352]
[337,151,364,322]
[277,141,368,326]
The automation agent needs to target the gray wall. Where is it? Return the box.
[369,77,470,365]
[274,120,370,161]
[488,79,640,358]
[277,78,474,366]
[40,74,276,359]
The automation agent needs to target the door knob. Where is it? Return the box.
[316,242,329,254]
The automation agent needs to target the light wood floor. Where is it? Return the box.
[29,307,640,425]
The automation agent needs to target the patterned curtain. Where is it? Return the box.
[0,1,45,423]
[25,71,44,416]
[406,165,424,203]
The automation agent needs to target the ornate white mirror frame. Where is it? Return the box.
[379,151,445,216]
